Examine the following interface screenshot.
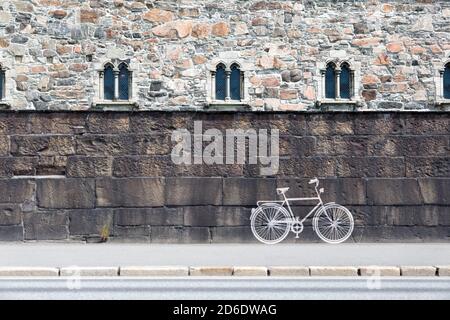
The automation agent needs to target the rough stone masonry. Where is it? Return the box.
[0,0,450,111]
[0,111,448,243]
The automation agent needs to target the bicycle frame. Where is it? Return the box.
[256,184,328,225]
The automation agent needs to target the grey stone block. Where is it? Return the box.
[0,267,59,277]
[233,267,268,276]
[165,178,222,206]
[0,225,23,241]
[0,179,34,203]
[223,178,276,206]
[336,157,405,178]
[269,266,310,277]
[310,266,358,276]
[437,266,450,277]
[67,156,112,177]
[37,179,95,209]
[60,267,118,277]
[183,206,251,227]
[114,207,183,226]
[367,179,422,205]
[96,178,165,207]
[150,226,210,244]
[359,266,400,277]
[69,209,113,236]
[120,266,189,277]
[24,211,68,240]
[418,179,450,205]
[190,267,233,276]
[0,204,22,225]
[211,226,258,243]
[401,266,437,277]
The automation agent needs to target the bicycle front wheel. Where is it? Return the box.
[313,204,354,244]
[251,204,291,245]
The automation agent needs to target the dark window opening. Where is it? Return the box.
[0,71,4,101]
[444,63,450,99]
[104,64,114,101]
[230,64,242,101]
[340,63,351,99]
[325,63,336,99]
[215,64,226,101]
[118,63,129,100]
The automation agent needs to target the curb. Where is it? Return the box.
[0,266,449,277]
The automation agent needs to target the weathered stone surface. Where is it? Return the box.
[190,267,233,276]
[367,179,423,205]
[183,206,251,227]
[359,266,400,277]
[114,207,183,226]
[24,211,67,240]
[120,266,188,277]
[96,178,165,207]
[223,178,276,205]
[0,204,22,225]
[11,135,75,156]
[0,179,34,203]
[0,267,59,277]
[0,225,23,241]
[150,226,210,243]
[401,266,436,277]
[233,267,268,276]
[165,178,222,206]
[37,179,95,209]
[66,156,112,177]
[418,179,450,205]
[60,267,118,277]
[310,267,358,277]
[69,209,113,236]
[269,267,310,277]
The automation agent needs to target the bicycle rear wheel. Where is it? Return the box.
[313,204,354,244]
[251,204,291,245]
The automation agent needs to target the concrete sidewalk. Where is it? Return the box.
[1,243,450,267]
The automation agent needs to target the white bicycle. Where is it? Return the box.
[250,178,354,244]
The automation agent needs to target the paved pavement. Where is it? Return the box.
[1,243,450,267]
[2,277,450,300]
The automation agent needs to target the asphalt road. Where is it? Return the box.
[2,277,450,300]
[1,243,450,267]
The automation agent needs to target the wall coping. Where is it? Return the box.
[0,110,449,115]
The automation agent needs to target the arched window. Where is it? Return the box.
[325,63,336,99]
[444,63,450,99]
[230,63,242,101]
[103,64,115,101]
[340,63,351,99]
[101,61,132,102]
[215,63,226,101]
[118,63,130,100]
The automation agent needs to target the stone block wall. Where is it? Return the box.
[0,110,448,242]
[1,0,450,110]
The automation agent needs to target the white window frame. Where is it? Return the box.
[316,58,361,106]
[435,58,450,106]
[92,59,139,109]
[207,58,251,107]
[0,63,10,109]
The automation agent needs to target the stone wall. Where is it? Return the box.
[0,110,448,242]
[1,0,450,111]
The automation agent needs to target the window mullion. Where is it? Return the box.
[211,71,216,101]
[225,69,231,101]
[335,68,341,100]
[113,68,119,101]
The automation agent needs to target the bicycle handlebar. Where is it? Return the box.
[308,178,319,185]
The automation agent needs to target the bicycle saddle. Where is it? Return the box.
[276,187,290,195]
